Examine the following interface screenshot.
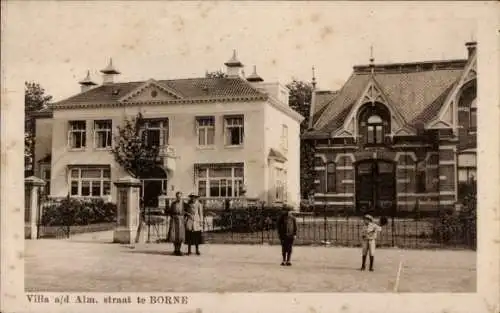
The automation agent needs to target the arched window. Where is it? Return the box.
[366,114,384,144]
[470,98,477,131]
[326,163,336,193]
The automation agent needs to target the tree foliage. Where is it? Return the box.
[25,81,52,175]
[205,70,227,78]
[286,79,316,198]
[110,112,161,178]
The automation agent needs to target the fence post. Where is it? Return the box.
[113,176,141,244]
[323,204,327,244]
[391,215,395,247]
[25,176,46,240]
[261,202,265,245]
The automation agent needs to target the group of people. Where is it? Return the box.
[166,191,204,256]
[165,191,383,271]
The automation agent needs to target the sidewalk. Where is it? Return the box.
[25,232,476,292]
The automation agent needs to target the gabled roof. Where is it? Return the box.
[310,60,466,136]
[312,90,338,124]
[53,77,267,106]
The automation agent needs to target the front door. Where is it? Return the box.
[355,160,396,215]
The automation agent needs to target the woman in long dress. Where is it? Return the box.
[166,191,186,256]
[185,193,204,255]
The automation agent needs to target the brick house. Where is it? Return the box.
[303,42,477,215]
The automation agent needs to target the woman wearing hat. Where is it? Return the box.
[185,193,204,255]
[167,191,187,256]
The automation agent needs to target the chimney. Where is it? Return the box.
[224,50,244,78]
[100,58,121,85]
[78,70,97,93]
[246,65,264,82]
[465,41,477,59]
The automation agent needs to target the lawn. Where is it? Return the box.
[24,231,476,292]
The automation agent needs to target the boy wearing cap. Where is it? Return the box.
[360,214,382,271]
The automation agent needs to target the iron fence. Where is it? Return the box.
[142,205,476,250]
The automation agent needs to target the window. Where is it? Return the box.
[470,98,477,132]
[40,164,51,195]
[196,164,244,197]
[416,161,426,193]
[275,167,287,202]
[281,124,288,150]
[68,121,86,149]
[366,115,384,144]
[326,163,336,193]
[224,116,244,146]
[94,120,112,149]
[458,154,476,183]
[196,116,215,146]
[141,119,169,148]
[69,167,111,197]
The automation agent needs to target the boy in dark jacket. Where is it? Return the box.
[277,207,297,266]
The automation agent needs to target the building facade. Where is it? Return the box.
[33,52,303,208]
[303,42,477,215]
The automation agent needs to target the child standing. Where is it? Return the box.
[360,214,382,271]
[277,207,297,266]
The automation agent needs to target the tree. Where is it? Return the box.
[286,80,316,199]
[110,112,161,178]
[25,81,52,175]
[205,70,227,78]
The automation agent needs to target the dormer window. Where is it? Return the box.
[366,114,384,144]
[358,103,390,146]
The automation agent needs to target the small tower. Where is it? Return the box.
[308,66,317,129]
[224,50,244,78]
[100,58,121,85]
[246,65,264,82]
[78,70,97,93]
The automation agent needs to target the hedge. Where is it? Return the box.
[41,198,117,226]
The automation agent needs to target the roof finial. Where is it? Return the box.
[246,65,263,82]
[369,45,375,75]
[312,66,317,88]
[79,70,97,86]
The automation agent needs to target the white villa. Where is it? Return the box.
[32,51,304,208]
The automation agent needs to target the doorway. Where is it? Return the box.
[355,160,396,215]
[139,167,168,209]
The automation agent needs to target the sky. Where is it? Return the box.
[2,1,482,101]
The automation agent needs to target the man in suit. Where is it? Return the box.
[277,206,297,266]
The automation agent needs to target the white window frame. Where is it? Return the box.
[458,153,477,183]
[67,120,87,150]
[224,115,244,147]
[196,116,215,147]
[140,119,169,148]
[69,167,111,198]
[274,167,287,202]
[281,124,288,151]
[196,164,244,198]
[93,119,113,150]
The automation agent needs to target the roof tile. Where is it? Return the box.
[311,65,464,134]
[54,77,266,105]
